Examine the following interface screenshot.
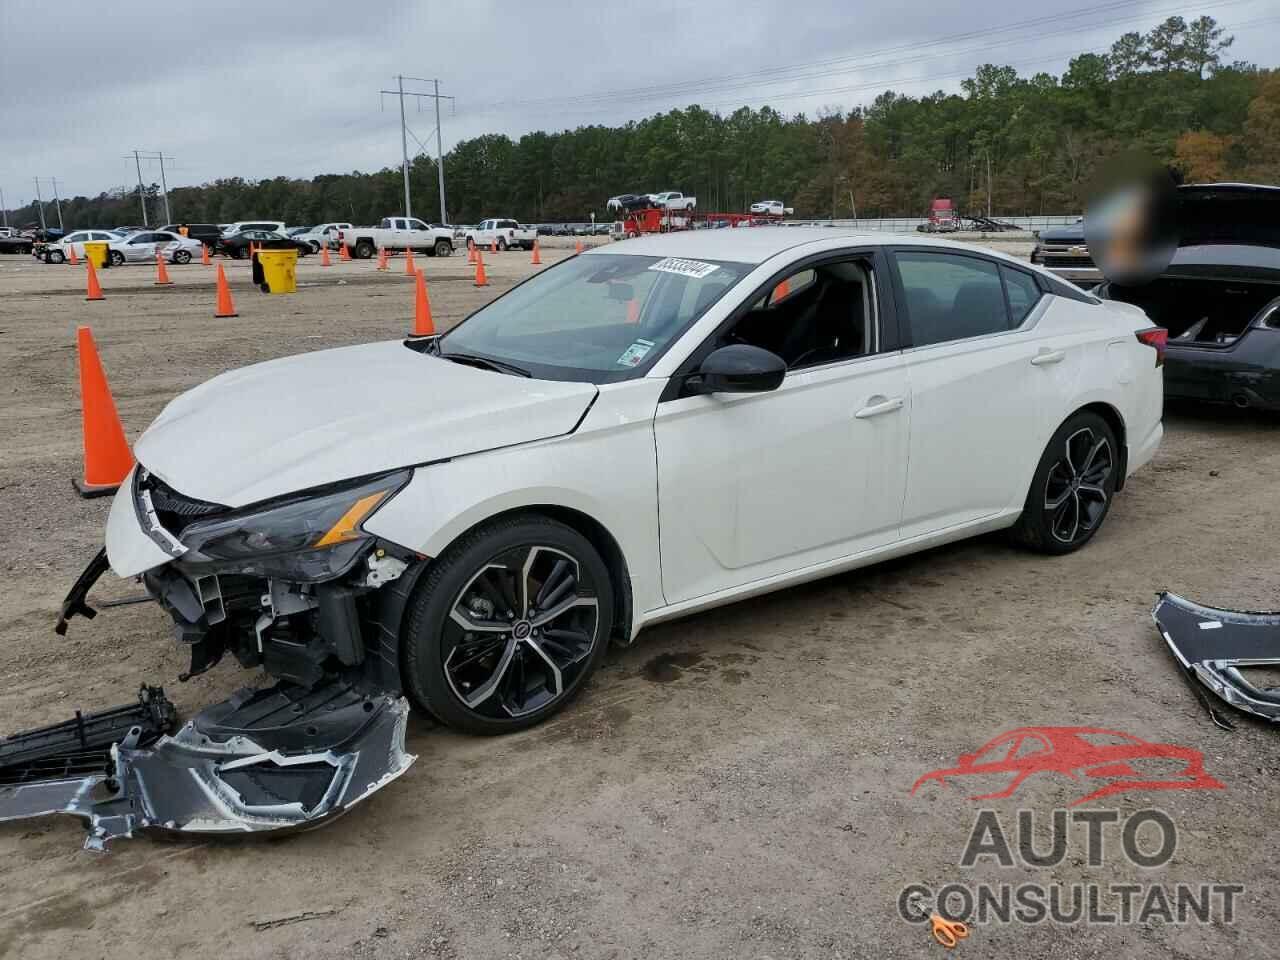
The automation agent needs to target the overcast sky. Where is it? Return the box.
[1,0,1276,208]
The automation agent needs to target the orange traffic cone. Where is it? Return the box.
[467,242,476,264]
[404,247,416,276]
[412,269,435,336]
[201,243,211,265]
[376,246,389,271]
[575,239,584,255]
[473,250,488,287]
[85,258,105,301]
[340,240,352,262]
[67,245,79,265]
[489,239,497,254]
[530,240,541,265]
[72,326,133,498]
[214,263,238,317]
[626,298,640,324]
[773,277,791,302]
[320,244,332,267]
[154,253,173,285]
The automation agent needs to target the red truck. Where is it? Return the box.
[923,197,960,232]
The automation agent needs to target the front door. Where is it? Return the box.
[653,255,910,605]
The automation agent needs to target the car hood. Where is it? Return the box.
[1177,183,1280,249]
[134,341,598,507]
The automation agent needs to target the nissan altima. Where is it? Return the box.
[46,229,1164,841]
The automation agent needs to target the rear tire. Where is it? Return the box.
[434,239,452,258]
[109,250,125,266]
[402,515,613,735]
[174,250,191,264]
[1011,410,1119,554]
[497,237,507,251]
[354,240,375,259]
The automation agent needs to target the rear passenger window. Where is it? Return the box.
[896,252,1010,347]
[1002,266,1042,325]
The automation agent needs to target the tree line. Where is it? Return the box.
[8,15,1278,230]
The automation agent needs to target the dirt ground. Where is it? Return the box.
[0,240,1277,960]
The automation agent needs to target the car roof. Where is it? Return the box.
[588,227,1032,268]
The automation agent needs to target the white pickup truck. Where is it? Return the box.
[337,217,455,259]
[649,191,696,211]
[465,219,537,251]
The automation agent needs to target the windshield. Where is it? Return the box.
[440,253,752,383]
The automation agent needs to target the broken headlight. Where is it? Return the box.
[177,470,410,581]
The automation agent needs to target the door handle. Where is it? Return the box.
[854,396,904,419]
[1031,349,1065,366]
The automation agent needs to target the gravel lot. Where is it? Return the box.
[0,240,1276,960]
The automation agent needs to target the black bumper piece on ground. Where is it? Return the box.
[54,547,110,636]
[1152,591,1280,728]
[0,681,415,851]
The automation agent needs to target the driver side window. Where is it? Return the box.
[725,259,875,370]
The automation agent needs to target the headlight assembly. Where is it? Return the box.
[178,470,410,581]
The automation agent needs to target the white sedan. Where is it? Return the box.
[161,235,206,264]
[79,229,1164,741]
[39,229,122,263]
[106,230,184,265]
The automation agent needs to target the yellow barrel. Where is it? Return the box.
[253,248,298,294]
[83,241,110,269]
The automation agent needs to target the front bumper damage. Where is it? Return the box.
[0,681,414,851]
[1152,591,1280,728]
[6,518,420,850]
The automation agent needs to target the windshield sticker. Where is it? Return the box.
[648,257,720,279]
[616,339,655,368]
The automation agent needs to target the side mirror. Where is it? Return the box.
[690,344,786,395]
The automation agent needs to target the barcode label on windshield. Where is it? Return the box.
[648,257,719,279]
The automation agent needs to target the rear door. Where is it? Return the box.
[890,248,1047,537]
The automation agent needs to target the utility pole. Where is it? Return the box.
[126,151,174,224]
[397,75,410,218]
[132,150,148,226]
[33,178,46,231]
[434,78,447,224]
[45,177,65,231]
[156,153,172,224]
[0,186,8,229]
[380,76,454,224]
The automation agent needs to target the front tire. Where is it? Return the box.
[50,249,65,264]
[403,515,613,735]
[108,250,125,266]
[1012,411,1118,554]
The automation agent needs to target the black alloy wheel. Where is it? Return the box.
[1013,410,1118,554]
[403,516,613,734]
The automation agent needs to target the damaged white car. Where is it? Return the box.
[15,229,1165,847]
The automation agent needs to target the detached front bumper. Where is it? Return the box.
[0,682,414,851]
[1152,591,1280,726]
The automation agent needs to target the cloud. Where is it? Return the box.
[1,0,1275,206]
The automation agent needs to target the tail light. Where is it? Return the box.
[1135,327,1168,367]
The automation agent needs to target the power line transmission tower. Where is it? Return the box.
[379,76,454,223]
[125,151,176,224]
